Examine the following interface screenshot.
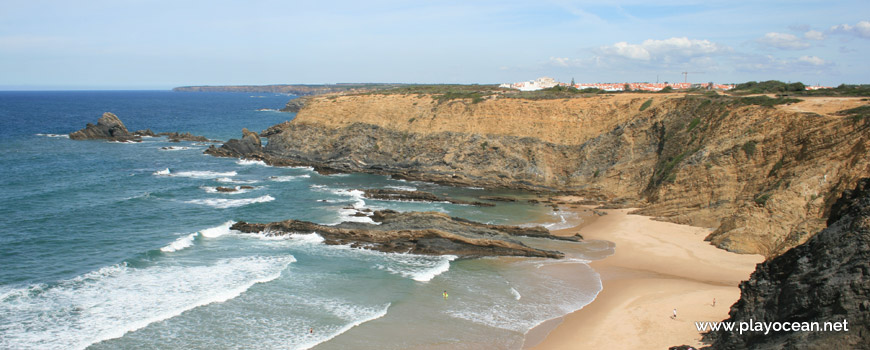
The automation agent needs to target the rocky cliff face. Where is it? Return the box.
[702,178,870,349]
[215,93,869,256]
[69,112,140,142]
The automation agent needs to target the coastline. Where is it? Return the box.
[526,200,764,349]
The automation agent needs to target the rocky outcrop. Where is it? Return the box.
[241,93,870,256]
[133,129,157,137]
[280,97,307,113]
[361,189,495,207]
[69,112,141,142]
[204,128,263,158]
[230,210,569,258]
[158,132,218,143]
[702,178,870,349]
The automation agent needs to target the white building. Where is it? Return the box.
[499,77,560,91]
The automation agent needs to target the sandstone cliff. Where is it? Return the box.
[702,178,870,349]
[216,92,870,256]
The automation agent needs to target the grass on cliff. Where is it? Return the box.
[836,105,870,122]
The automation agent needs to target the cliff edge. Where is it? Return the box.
[212,92,870,256]
[702,178,870,349]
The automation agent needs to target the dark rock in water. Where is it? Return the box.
[69,112,141,142]
[231,210,570,258]
[527,199,540,204]
[159,131,219,143]
[351,212,369,217]
[205,128,263,158]
[216,186,238,192]
[701,178,870,349]
[361,189,495,207]
[480,196,517,202]
[239,185,255,190]
[134,129,157,137]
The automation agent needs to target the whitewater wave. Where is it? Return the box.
[185,195,274,209]
[201,186,260,194]
[295,303,391,350]
[236,159,269,166]
[152,169,237,179]
[510,287,522,300]
[216,177,258,184]
[35,133,69,138]
[372,253,457,282]
[160,233,197,253]
[159,221,236,253]
[269,174,310,182]
[158,146,191,151]
[384,185,417,191]
[542,210,581,231]
[0,255,295,350]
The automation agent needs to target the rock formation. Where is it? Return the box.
[701,178,870,349]
[204,128,263,158]
[206,93,870,256]
[230,210,572,258]
[69,112,141,142]
[361,189,495,207]
[158,131,218,143]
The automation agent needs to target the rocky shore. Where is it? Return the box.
[700,178,870,349]
[230,210,573,258]
[360,189,495,207]
[204,92,870,257]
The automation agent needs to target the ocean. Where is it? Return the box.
[0,91,607,349]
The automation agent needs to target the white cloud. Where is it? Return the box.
[599,37,727,61]
[736,54,830,72]
[798,55,826,66]
[804,30,825,40]
[829,20,870,39]
[605,42,651,60]
[757,32,809,49]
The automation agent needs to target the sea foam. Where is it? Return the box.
[0,255,295,350]
[184,195,274,209]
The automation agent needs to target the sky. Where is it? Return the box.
[1,0,868,89]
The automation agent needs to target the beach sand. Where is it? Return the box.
[528,202,764,350]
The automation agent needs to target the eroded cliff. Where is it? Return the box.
[220,92,869,256]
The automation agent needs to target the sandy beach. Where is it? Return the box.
[528,202,764,350]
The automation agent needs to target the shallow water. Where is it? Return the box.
[0,91,605,349]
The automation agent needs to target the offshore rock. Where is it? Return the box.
[361,189,495,207]
[702,178,870,349]
[231,210,569,258]
[69,112,141,142]
[159,131,219,143]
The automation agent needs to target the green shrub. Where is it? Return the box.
[687,117,701,132]
[754,193,772,206]
[742,141,758,157]
[639,99,653,111]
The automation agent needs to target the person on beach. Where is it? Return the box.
[712,298,716,307]
[443,290,449,300]
[672,308,677,319]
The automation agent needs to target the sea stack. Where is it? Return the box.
[69,112,141,142]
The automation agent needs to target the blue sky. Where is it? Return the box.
[1,0,868,89]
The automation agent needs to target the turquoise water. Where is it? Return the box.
[0,91,605,349]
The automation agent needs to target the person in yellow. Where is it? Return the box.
[443,290,448,300]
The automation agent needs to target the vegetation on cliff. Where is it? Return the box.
[208,89,870,257]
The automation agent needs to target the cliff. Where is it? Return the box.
[702,178,870,349]
[214,92,870,256]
